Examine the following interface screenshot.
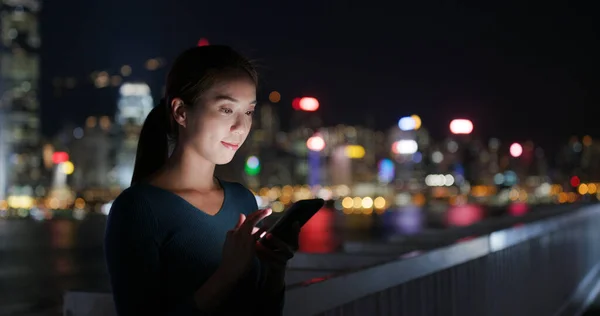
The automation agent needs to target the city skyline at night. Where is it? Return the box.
[38,1,598,148]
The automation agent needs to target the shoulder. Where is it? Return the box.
[220,179,258,215]
[110,185,153,212]
[107,185,158,231]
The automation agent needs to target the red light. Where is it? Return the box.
[298,208,338,253]
[292,98,301,110]
[570,176,580,187]
[299,97,319,112]
[197,38,210,47]
[52,152,69,164]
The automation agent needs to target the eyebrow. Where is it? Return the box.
[215,95,257,105]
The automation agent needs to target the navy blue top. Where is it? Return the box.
[104,179,282,315]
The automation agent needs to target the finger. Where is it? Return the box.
[256,242,292,264]
[260,249,293,265]
[234,213,246,229]
[264,233,295,254]
[241,209,265,227]
[252,226,268,237]
[241,209,272,234]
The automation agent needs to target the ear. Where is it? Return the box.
[170,98,187,128]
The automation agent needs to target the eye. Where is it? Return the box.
[245,110,254,116]
[220,107,233,114]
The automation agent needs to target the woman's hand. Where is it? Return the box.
[220,208,272,279]
[256,222,301,294]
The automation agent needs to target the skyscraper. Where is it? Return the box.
[115,82,153,188]
[0,0,42,199]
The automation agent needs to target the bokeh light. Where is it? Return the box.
[299,97,319,111]
[510,143,523,157]
[268,91,281,103]
[449,119,473,135]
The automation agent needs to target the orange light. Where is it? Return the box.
[268,91,281,103]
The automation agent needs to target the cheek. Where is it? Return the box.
[196,119,227,143]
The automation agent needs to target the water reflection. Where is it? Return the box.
[50,220,75,249]
[446,204,485,227]
[508,202,529,216]
[381,206,425,235]
[298,208,340,253]
[53,256,74,275]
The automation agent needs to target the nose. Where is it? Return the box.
[231,114,250,135]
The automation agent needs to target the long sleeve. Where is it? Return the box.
[104,190,163,315]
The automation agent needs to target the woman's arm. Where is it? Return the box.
[104,192,164,315]
[192,262,244,313]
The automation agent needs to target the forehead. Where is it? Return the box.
[202,71,257,102]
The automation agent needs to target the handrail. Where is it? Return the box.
[282,204,600,315]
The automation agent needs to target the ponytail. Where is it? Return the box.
[131,100,170,185]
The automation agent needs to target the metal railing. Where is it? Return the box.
[283,204,600,316]
[64,204,600,316]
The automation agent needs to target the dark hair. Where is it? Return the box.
[131,45,258,185]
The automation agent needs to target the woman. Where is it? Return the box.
[104,45,297,315]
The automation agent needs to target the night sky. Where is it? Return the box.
[39,1,598,151]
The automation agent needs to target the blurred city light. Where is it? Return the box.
[120,83,151,96]
[570,176,580,188]
[378,159,395,183]
[425,174,455,187]
[60,161,75,175]
[197,38,210,46]
[245,156,260,176]
[345,145,365,159]
[299,97,319,112]
[449,119,474,135]
[120,65,132,77]
[51,152,69,164]
[291,97,301,110]
[398,116,416,131]
[447,204,484,226]
[431,151,443,163]
[392,140,418,155]
[509,143,523,157]
[306,134,325,152]
[411,115,422,130]
[268,91,281,103]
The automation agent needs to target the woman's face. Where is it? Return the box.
[180,73,256,165]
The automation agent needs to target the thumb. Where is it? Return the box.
[235,213,246,229]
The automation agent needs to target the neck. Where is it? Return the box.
[155,144,217,191]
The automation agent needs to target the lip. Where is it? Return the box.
[221,141,240,150]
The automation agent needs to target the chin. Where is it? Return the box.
[212,153,236,165]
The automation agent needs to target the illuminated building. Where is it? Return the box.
[0,0,42,199]
[114,82,153,188]
[70,116,113,190]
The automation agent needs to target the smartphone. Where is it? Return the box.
[259,198,325,248]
